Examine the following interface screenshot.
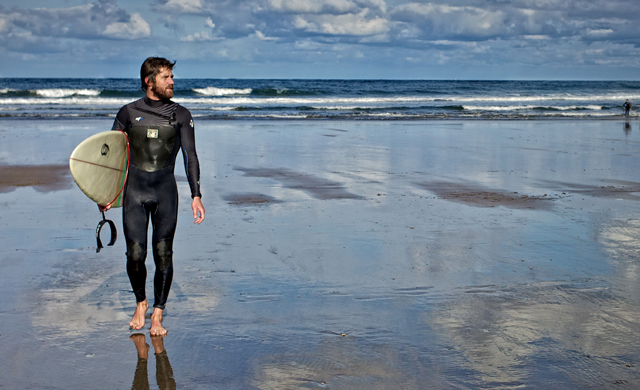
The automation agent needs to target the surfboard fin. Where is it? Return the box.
[96,210,117,253]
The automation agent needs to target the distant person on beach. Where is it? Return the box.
[624,99,632,117]
[110,57,205,336]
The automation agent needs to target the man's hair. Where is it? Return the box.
[140,57,176,91]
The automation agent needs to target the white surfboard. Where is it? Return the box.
[69,131,129,207]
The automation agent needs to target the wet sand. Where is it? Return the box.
[0,164,71,193]
[2,119,640,389]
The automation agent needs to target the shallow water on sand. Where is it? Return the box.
[1,119,640,389]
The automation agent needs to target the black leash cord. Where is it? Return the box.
[96,210,117,253]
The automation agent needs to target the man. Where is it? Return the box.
[111,57,205,336]
[624,99,632,117]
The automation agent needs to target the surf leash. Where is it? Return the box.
[96,209,117,253]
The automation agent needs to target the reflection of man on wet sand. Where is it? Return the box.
[130,334,176,390]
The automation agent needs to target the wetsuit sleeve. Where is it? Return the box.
[112,106,130,131]
[177,106,202,198]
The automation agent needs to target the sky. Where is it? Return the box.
[1,0,639,80]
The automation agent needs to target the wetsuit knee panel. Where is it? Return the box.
[154,239,173,271]
[126,241,147,263]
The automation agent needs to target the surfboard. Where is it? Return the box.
[69,130,129,208]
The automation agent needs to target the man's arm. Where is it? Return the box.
[178,107,205,223]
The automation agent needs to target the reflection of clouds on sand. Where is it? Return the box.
[32,267,131,338]
[597,218,640,263]
[430,281,640,387]
[431,287,538,385]
[595,218,640,297]
[406,238,476,276]
[251,338,447,390]
[32,257,221,339]
[173,266,222,314]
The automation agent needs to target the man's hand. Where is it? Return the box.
[192,196,205,224]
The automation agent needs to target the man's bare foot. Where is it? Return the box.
[129,300,148,330]
[150,308,167,336]
[130,333,150,360]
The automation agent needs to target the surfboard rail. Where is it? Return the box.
[69,130,130,208]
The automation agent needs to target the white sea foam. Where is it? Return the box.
[32,89,101,98]
[192,87,252,96]
[174,96,436,106]
[234,114,308,119]
[0,97,130,105]
[178,94,639,106]
[359,112,423,118]
[444,94,640,103]
[463,105,603,111]
[543,111,615,117]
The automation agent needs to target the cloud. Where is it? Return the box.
[1,0,151,42]
[255,30,278,40]
[1,31,67,54]
[391,3,539,41]
[0,15,12,34]
[180,31,223,42]
[159,15,184,32]
[3,0,640,78]
[268,0,360,14]
[153,0,206,13]
[293,9,390,36]
[103,13,151,40]
[155,0,640,77]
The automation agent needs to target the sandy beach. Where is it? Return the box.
[1,118,640,389]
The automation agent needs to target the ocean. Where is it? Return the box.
[1,79,639,120]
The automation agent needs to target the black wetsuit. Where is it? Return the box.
[112,97,201,310]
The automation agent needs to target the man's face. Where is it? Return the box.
[148,68,174,100]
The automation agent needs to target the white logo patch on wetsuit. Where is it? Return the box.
[147,129,159,138]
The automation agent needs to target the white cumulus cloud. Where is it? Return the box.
[268,0,359,14]
[103,13,151,40]
[294,9,390,36]
[1,1,152,41]
[154,0,206,13]
[181,31,216,41]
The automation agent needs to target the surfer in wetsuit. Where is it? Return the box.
[624,99,632,117]
[111,57,205,336]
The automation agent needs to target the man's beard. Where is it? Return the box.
[151,83,173,99]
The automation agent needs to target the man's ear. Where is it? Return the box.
[144,77,150,88]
